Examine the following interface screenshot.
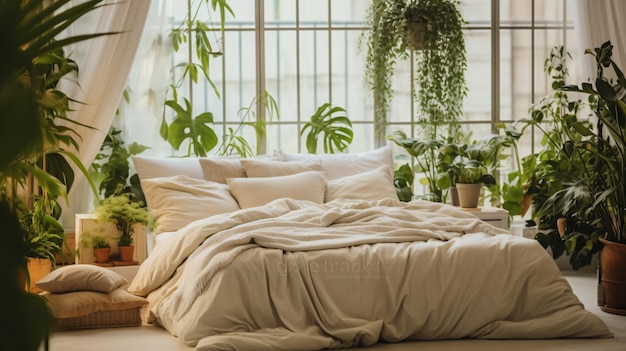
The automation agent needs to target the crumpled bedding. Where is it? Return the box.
[128,198,612,350]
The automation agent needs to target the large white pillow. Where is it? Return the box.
[276,146,393,180]
[240,158,322,177]
[140,175,240,234]
[227,171,326,208]
[132,156,203,180]
[325,166,398,202]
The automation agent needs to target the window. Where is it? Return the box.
[126,0,579,159]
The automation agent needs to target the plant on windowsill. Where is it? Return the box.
[361,0,467,139]
[93,191,153,262]
[390,130,517,207]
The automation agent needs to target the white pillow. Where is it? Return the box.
[132,156,203,180]
[227,171,326,208]
[199,157,247,183]
[140,175,240,233]
[240,158,322,177]
[325,167,398,202]
[276,146,393,180]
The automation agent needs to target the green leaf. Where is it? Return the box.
[301,103,353,154]
[596,78,616,101]
[164,98,217,156]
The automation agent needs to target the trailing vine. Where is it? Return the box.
[361,0,467,140]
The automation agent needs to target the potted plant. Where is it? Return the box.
[93,192,152,262]
[20,197,65,292]
[91,127,149,201]
[0,0,111,349]
[91,235,111,264]
[455,158,496,209]
[540,41,626,314]
[514,46,609,272]
[362,0,467,139]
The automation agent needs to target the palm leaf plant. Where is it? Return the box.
[1,0,114,349]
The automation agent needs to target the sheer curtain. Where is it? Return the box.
[60,0,152,229]
[572,0,626,80]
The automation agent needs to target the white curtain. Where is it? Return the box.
[60,0,152,229]
[572,0,626,80]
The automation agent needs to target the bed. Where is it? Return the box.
[127,147,613,351]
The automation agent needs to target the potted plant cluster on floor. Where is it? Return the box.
[527,41,626,314]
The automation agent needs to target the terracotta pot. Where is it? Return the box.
[93,247,111,263]
[118,245,134,262]
[557,218,567,237]
[456,183,482,208]
[599,238,626,315]
[27,257,52,293]
[520,193,532,217]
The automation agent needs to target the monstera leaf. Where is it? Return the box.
[161,98,218,157]
[301,103,352,154]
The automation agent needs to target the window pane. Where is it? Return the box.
[265,31,299,121]
[463,29,491,122]
[460,0,491,27]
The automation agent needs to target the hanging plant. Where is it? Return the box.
[362,0,467,139]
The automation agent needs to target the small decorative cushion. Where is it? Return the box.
[276,146,393,180]
[240,158,322,177]
[326,166,398,202]
[140,175,241,234]
[132,156,204,180]
[35,264,127,293]
[227,171,326,208]
[43,289,148,330]
[199,157,247,183]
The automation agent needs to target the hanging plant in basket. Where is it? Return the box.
[362,0,467,139]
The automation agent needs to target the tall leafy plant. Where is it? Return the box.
[514,46,600,269]
[160,0,233,157]
[0,1,111,349]
[361,0,467,139]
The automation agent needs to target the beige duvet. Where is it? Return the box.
[128,198,612,350]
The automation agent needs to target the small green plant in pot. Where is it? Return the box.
[91,235,111,263]
[93,192,152,262]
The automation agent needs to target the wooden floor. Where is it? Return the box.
[46,271,626,351]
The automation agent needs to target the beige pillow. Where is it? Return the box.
[35,264,127,293]
[240,158,322,177]
[227,171,326,208]
[43,289,148,319]
[132,156,203,180]
[198,157,247,183]
[276,146,393,180]
[326,166,398,202]
[141,175,240,234]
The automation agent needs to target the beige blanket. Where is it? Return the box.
[128,198,612,350]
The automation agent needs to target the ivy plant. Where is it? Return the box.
[361,0,467,140]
